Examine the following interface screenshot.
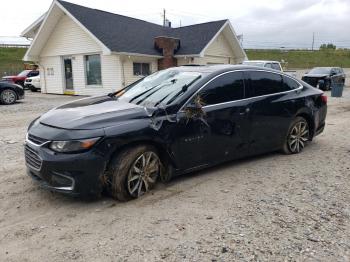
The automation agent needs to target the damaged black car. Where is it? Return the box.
[25,65,327,200]
[302,67,346,91]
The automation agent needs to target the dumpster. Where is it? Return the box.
[331,81,344,97]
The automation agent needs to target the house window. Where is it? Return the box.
[85,54,102,86]
[133,63,150,76]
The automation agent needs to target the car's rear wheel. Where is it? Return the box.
[283,117,310,154]
[106,145,161,201]
[0,89,17,105]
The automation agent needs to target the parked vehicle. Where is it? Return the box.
[0,82,25,105]
[2,70,39,87]
[302,67,346,91]
[25,65,327,200]
[24,75,41,92]
[243,60,283,71]
[242,60,297,77]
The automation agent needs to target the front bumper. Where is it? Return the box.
[25,141,106,197]
[24,83,40,89]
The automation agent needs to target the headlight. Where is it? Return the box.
[49,137,101,153]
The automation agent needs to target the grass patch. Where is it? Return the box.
[245,49,350,69]
[0,47,27,77]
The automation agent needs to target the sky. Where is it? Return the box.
[1,0,350,49]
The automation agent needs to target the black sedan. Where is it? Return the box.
[302,67,346,91]
[25,65,327,200]
[0,81,25,105]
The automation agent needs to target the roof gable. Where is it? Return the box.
[57,0,228,56]
[25,0,245,60]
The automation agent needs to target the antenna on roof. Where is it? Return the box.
[163,9,166,26]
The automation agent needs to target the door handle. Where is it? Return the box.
[239,107,250,115]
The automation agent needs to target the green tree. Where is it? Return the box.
[320,43,336,50]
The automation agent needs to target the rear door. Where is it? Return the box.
[173,71,251,169]
[245,70,301,153]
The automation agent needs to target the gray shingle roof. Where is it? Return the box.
[58,0,227,56]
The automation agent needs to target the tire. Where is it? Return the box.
[30,87,38,92]
[106,145,161,201]
[282,117,310,154]
[0,89,17,105]
[325,81,331,91]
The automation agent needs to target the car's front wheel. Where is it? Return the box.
[283,117,310,154]
[0,89,17,105]
[107,145,161,201]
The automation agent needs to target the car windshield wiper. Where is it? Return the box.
[165,75,201,105]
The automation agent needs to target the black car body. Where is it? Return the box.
[302,67,346,91]
[0,81,25,105]
[25,65,327,199]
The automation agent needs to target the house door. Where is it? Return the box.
[63,57,73,90]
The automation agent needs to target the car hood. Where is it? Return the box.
[26,75,40,80]
[303,74,329,78]
[39,96,152,130]
[2,75,16,79]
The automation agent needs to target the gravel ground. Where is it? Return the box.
[0,87,350,262]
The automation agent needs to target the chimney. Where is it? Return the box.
[154,36,180,70]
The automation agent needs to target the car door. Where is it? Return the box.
[173,71,251,170]
[245,70,300,154]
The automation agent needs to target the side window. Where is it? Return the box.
[197,72,245,105]
[248,71,284,97]
[28,71,39,77]
[283,75,300,90]
[265,63,272,69]
[272,63,282,71]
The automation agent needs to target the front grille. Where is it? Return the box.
[25,145,42,171]
[28,134,48,145]
[303,77,319,87]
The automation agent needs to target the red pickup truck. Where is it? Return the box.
[2,70,39,87]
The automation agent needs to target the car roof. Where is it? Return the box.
[175,64,288,76]
[243,60,281,63]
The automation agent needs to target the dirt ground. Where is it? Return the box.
[0,87,350,262]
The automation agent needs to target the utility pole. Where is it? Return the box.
[163,9,166,26]
[312,32,315,51]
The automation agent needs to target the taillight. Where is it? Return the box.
[321,94,327,104]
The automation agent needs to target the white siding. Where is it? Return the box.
[39,56,64,94]
[41,14,101,57]
[122,57,158,86]
[72,54,122,96]
[205,33,233,58]
[177,31,236,66]
[38,14,123,95]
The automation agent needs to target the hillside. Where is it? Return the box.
[245,49,350,69]
[0,47,27,77]
[1,48,350,78]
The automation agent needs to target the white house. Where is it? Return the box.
[23,0,247,96]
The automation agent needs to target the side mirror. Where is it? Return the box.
[184,103,200,111]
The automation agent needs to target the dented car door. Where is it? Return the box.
[172,71,251,170]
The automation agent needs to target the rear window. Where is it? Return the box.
[271,63,282,71]
[283,76,300,90]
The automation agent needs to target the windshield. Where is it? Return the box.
[309,67,331,74]
[17,70,30,77]
[242,61,265,67]
[116,69,202,107]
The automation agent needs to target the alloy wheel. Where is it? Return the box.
[127,151,160,198]
[1,90,16,104]
[288,120,309,153]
